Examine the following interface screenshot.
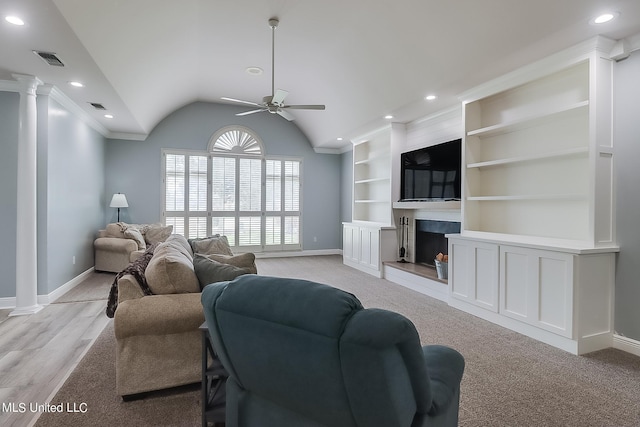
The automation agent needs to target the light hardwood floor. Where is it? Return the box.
[0,300,110,427]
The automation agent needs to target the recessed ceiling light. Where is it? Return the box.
[591,12,618,24]
[337,137,343,141]
[5,16,25,26]
[69,81,84,88]
[104,114,114,119]
[425,95,437,101]
[384,115,394,120]
[246,66,263,75]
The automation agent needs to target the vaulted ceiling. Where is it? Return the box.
[2,0,639,150]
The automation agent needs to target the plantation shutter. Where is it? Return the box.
[164,153,186,235]
[162,126,301,251]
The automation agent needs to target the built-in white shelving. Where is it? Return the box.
[467,147,589,169]
[449,36,619,355]
[466,100,589,137]
[344,125,404,277]
[461,50,616,244]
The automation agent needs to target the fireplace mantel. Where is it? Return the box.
[393,200,461,210]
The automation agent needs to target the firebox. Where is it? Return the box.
[414,220,460,266]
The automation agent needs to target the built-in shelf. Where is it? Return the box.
[466,193,586,201]
[354,154,387,165]
[467,100,589,138]
[467,147,589,169]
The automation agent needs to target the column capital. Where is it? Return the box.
[12,74,43,96]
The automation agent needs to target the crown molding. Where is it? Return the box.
[39,84,110,136]
[107,132,148,141]
[313,146,343,154]
[459,35,617,103]
[350,123,392,145]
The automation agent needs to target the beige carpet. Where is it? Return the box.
[35,255,640,427]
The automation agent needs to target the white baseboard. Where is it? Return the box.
[613,334,640,357]
[39,267,95,305]
[0,296,16,309]
[0,268,94,309]
[255,249,342,258]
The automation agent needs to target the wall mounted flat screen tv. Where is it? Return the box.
[400,139,462,201]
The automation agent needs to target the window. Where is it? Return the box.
[162,126,302,252]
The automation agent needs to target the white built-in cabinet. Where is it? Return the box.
[449,37,619,355]
[449,235,615,354]
[343,222,396,278]
[344,125,402,277]
[352,128,393,224]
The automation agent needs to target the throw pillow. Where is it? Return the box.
[193,254,251,289]
[124,228,146,250]
[144,225,173,245]
[145,241,200,294]
[189,235,233,256]
[205,252,257,274]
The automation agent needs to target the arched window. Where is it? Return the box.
[163,125,301,252]
[208,126,264,155]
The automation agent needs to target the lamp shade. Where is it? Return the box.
[110,193,129,208]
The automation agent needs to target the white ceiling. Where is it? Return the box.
[2,0,639,150]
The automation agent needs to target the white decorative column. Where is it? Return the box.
[10,74,43,316]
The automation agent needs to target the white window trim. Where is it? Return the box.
[161,148,303,253]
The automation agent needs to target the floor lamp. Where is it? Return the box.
[110,193,129,222]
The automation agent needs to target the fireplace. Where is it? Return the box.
[414,220,460,266]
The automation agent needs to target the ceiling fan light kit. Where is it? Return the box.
[222,17,325,121]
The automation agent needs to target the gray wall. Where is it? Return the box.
[0,92,19,298]
[105,101,342,251]
[614,51,640,341]
[38,97,107,293]
[0,91,105,299]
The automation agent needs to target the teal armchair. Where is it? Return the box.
[201,275,464,427]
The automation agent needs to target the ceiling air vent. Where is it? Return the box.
[33,51,64,67]
[89,102,106,110]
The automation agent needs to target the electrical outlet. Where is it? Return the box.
[313,236,317,242]
[72,256,76,265]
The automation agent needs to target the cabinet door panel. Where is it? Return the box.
[538,254,573,336]
[450,241,470,299]
[342,225,359,262]
[501,250,530,320]
[449,238,498,311]
[475,246,498,308]
[500,245,573,337]
[358,227,380,270]
[359,228,372,266]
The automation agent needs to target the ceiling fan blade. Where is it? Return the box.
[221,97,262,107]
[282,104,326,110]
[277,109,295,121]
[272,89,289,105]
[236,109,266,116]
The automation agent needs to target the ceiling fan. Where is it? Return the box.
[221,18,325,121]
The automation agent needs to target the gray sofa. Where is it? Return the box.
[202,275,465,427]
